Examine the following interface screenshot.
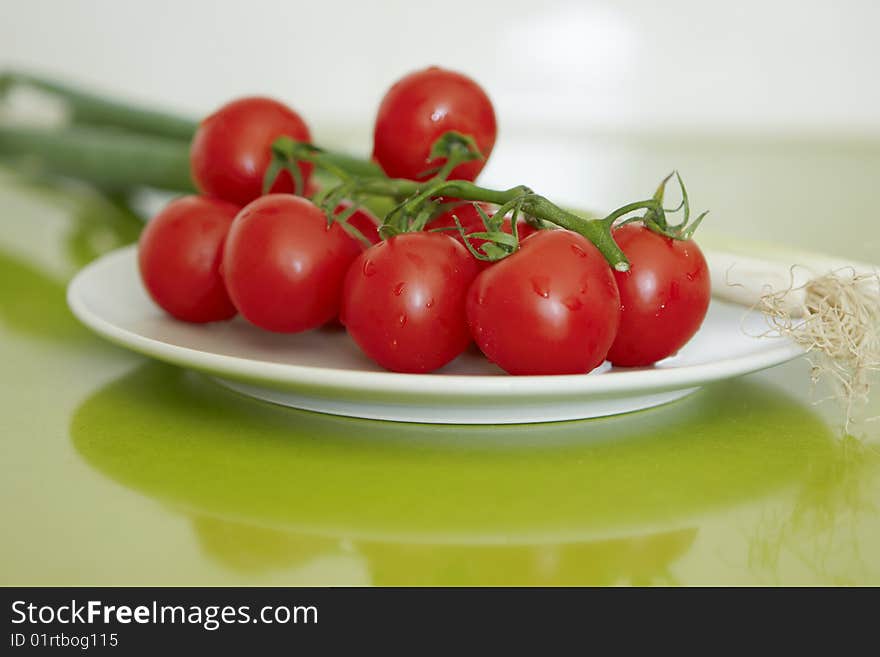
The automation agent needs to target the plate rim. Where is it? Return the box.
[67,245,804,398]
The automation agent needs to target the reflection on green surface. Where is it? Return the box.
[746,435,880,585]
[0,168,141,342]
[192,516,340,576]
[187,443,880,584]
[194,515,697,586]
[61,191,141,269]
[0,249,83,342]
[357,528,699,586]
[0,169,143,263]
[70,362,844,583]
[72,363,833,541]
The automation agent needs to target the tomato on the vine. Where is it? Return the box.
[138,195,240,323]
[372,67,497,182]
[467,230,620,375]
[190,97,312,206]
[342,232,480,373]
[222,194,364,333]
[606,224,710,367]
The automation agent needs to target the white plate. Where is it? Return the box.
[67,245,803,424]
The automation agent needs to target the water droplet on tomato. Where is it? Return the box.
[570,244,587,258]
[398,314,407,328]
[426,297,435,308]
[563,296,582,310]
[393,282,405,296]
[391,339,398,348]
[531,276,551,298]
[362,260,376,277]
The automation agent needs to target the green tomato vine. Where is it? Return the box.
[266,132,708,272]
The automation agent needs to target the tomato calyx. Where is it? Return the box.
[377,132,499,240]
[420,130,485,180]
[447,197,531,263]
[615,171,709,241]
[264,136,318,196]
[263,136,376,248]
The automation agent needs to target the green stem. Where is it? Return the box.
[431,158,458,181]
[2,71,385,178]
[525,196,630,271]
[0,125,383,194]
[0,125,194,191]
[1,71,198,141]
[601,199,663,226]
[311,151,385,180]
[315,157,630,270]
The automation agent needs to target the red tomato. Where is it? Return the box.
[335,201,381,246]
[606,224,710,367]
[342,232,480,373]
[427,203,539,265]
[467,230,620,375]
[223,195,363,333]
[138,195,240,323]
[372,67,497,182]
[190,97,312,206]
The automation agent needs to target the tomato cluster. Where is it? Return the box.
[138,66,711,376]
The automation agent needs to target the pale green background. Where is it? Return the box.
[1,133,878,585]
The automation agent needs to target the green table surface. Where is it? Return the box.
[1,134,879,586]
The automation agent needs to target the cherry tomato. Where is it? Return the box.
[342,232,480,373]
[467,230,620,375]
[606,224,710,367]
[223,195,363,333]
[372,67,497,182]
[426,203,539,265]
[138,195,240,323]
[190,97,312,206]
